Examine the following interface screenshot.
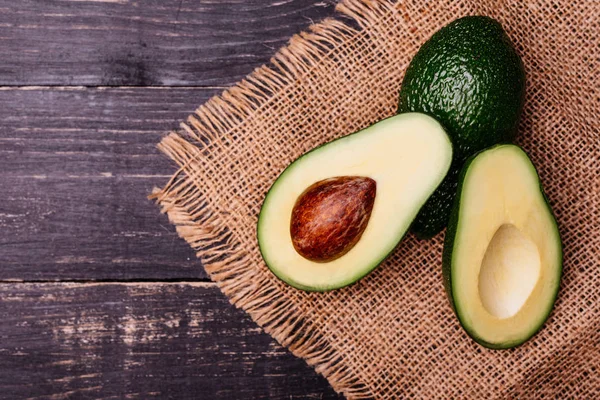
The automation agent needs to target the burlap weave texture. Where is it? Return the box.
[153,1,600,398]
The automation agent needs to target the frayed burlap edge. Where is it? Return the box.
[150,1,402,398]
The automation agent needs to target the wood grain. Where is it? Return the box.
[0,0,336,87]
[0,87,213,281]
[0,1,343,397]
[0,282,340,399]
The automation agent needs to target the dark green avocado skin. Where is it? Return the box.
[399,16,526,238]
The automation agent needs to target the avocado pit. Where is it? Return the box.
[290,176,376,263]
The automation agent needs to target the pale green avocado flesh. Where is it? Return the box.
[258,113,453,291]
[443,145,562,349]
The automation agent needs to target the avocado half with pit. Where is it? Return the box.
[443,144,562,349]
[258,113,453,291]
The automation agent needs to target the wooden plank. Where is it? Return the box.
[0,282,340,399]
[0,0,336,87]
[0,87,217,281]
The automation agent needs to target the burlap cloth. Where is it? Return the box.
[152,0,600,398]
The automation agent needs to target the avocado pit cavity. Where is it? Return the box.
[478,224,541,319]
[290,176,376,263]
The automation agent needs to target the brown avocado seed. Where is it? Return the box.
[290,176,376,263]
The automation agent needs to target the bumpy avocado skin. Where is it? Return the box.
[399,16,526,238]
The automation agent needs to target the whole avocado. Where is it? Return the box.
[398,16,525,238]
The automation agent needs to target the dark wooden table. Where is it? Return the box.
[0,1,344,398]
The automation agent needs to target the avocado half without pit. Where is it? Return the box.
[258,113,453,291]
[443,144,562,349]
